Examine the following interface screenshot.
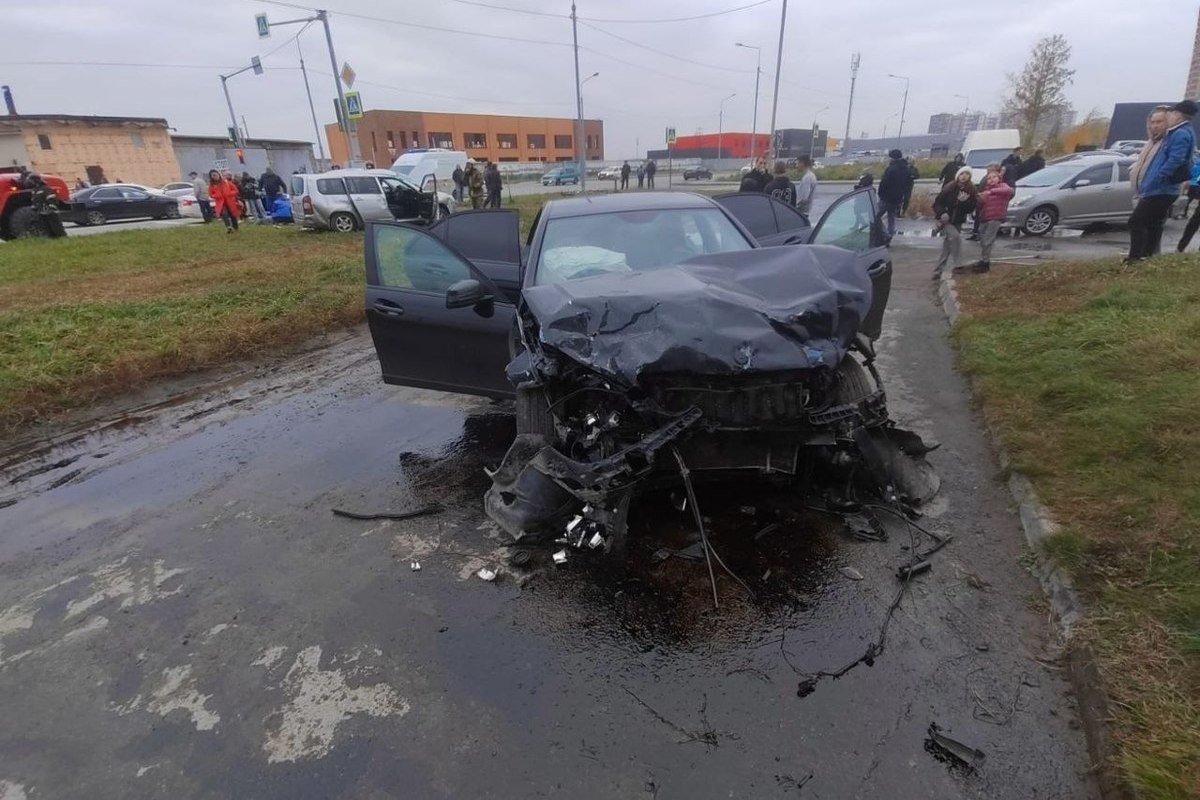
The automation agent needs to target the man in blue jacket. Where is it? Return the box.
[1127,99,1197,263]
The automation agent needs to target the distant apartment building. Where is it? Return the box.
[326,110,603,166]
[0,113,180,185]
[1188,6,1200,99]
[927,106,1073,143]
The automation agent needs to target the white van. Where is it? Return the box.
[389,149,470,193]
[961,129,1021,183]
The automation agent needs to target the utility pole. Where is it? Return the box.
[298,43,326,163]
[718,93,736,162]
[571,2,586,191]
[809,105,829,162]
[889,73,910,139]
[220,55,263,152]
[767,0,788,160]
[844,52,860,155]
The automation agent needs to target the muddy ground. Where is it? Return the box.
[0,246,1094,799]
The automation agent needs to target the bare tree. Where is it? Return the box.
[1004,35,1075,148]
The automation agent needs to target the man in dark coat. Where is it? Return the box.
[1000,147,1023,185]
[619,161,631,190]
[484,161,502,208]
[259,167,287,210]
[645,159,657,189]
[939,153,964,185]
[762,160,796,206]
[877,149,913,240]
[1019,149,1045,179]
[739,156,770,192]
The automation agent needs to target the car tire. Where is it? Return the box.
[1022,206,1057,237]
[330,212,357,233]
[515,387,557,439]
[834,356,876,405]
[8,206,45,238]
[165,204,181,219]
[86,210,106,226]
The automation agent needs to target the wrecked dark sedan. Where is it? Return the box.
[363,191,937,557]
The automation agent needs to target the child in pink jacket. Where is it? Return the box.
[964,164,1015,273]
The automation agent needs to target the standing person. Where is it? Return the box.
[962,164,1014,273]
[259,167,286,211]
[939,153,964,185]
[645,159,657,189]
[73,177,88,191]
[763,160,796,206]
[794,155,818,225]
[1020,149,1045,179]
[1179,160,1200,220]
[1000,147,1023,185]
[465,162,484,209]
[901,158,920,216]
[209,169,241,232]
[931,167,978,280]
[877,149,912,241]
[451,164,465,203]
[636,162,645,188]
[1176,160,1200,250]
[739,156,770,191]
[190,171,213,223]
[620,160,631,190]
[1129,100,1196,263]
[239,172,266,221]
[484,161,502,208]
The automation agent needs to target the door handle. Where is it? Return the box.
[373,300,404,317]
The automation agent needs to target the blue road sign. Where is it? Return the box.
[255,13,270,38]
[345,91,363,120]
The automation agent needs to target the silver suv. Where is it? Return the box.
[290,169,456,232]
[1006,157,1139,236]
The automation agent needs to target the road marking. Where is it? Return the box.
[252,645,288,670]
[261,646,409,763]
[65,557,187,619]
[0,780,29,800]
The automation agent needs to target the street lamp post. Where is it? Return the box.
[887,73,910,139]
[579,71,599,189]
[735,42,761,161]
[953,93,969,115]
[717,92,736,163]
[220,56,264,152]
[882,112,898,143]
[809,105,829,162]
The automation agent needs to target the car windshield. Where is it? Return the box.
[964,148,1016,167]
[392,164,415,177]
[1016,165,1080,188]
[534,208,753,286]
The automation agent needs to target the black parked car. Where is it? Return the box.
[68,185,180,226]
[363,190,934,557]
[682,167,713,180]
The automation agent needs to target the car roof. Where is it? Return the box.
[543,191,718,219]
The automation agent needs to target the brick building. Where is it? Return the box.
[326,109,603,166]
[0,114,180,186]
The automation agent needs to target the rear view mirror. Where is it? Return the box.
[446,278,492,312]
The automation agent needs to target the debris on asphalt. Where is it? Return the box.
[331,504,442,521]
[476,567,497,582]
[842,509,887,541]
[507,548,532,568]
[409,561,421,571]
[552,549,568,565]
[753,522,782,541]
[838,566,865,581]
[924,723,985,772]
[896,560,932,580]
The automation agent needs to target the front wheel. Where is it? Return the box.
[8,206,45,238]
[85,210,106,226]
[329,212,357,233]
[1022,206,1057,236]
[165,204,181,219]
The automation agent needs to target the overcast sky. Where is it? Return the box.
[3,0,1196,159]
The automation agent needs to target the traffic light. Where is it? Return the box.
[236,148,245,164]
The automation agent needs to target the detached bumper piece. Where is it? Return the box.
[484,407,702,541]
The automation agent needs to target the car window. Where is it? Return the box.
[1077,163,1113,186]
[812,192,874,251]
[1117,162,1132,182]
[92,188,120,199]
[1017,165,1080,188]
[964,148,1016,168]
[715,194,777,238]
[316,178,346,195]
[346,176,382,195]
[373,224,473,293]
[534,208,752,286]
[119,188,149,199]
[290,176,305,195]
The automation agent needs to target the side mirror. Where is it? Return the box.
[446,278,492,312]
[1072,179,1091,188]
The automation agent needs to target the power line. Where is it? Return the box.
[253,0,572,47]
[579,0,772,23]
[0,60,238,70]
[579,21,753,75]
[578,46,738,92]
[445,0,564,19]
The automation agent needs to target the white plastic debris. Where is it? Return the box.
[476,567,497,582]
[410,561,421,571]
[566,515,584,533]
[838,566,865,581]
[552,549,569,565]
[740,506,756,515]
[587,532,605,549]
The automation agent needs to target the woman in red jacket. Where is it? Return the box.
[208,169,241,232]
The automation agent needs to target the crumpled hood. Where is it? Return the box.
[521,244,872,386]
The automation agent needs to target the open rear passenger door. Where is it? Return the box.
[809,188,891,340]
[365,221,515,399]
[713,192,811,246]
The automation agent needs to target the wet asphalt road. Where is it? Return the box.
[0,246,1095,799]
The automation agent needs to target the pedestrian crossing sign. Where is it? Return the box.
[666,127,677,145]
[345,92,364,120]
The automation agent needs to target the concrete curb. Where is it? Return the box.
[937,271,1132,800]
